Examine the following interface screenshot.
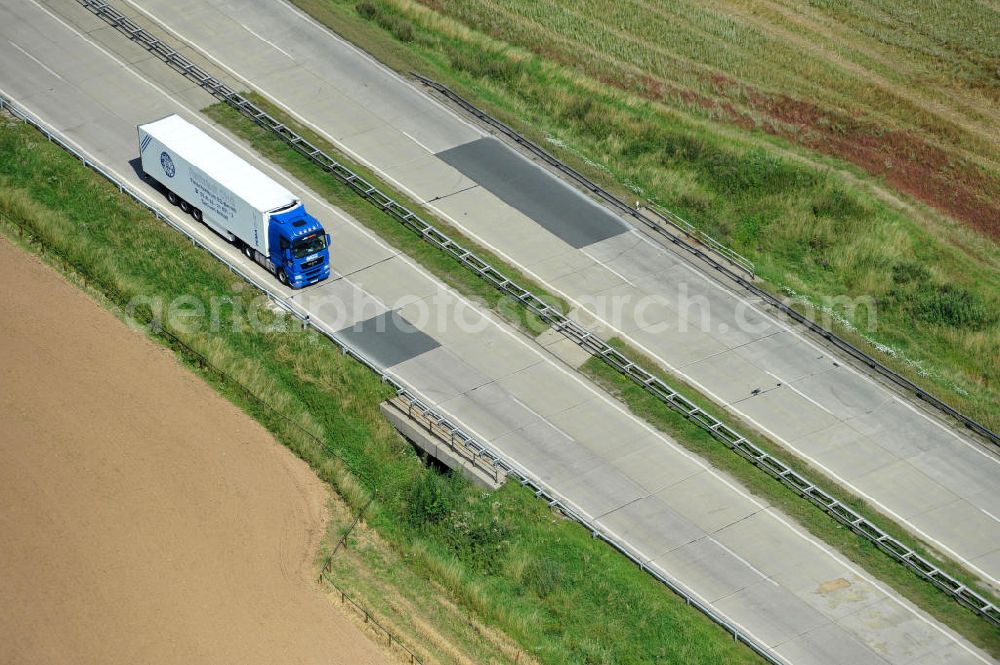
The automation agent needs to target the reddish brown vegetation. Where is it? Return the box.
[752,93,999,240]
[659,71,999,239]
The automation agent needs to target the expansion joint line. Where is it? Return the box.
[73,0,999,629]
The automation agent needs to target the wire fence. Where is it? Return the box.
[318,492,425,665]
[71,0,1000,628]
[1,86,791,665]
[323,492,378,569]
[321,575,425,665]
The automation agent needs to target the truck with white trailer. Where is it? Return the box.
[138,114,331,288]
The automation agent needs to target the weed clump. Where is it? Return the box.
[914,285,996,329]
[450,49,523,84]
[407,472,456,525]
[406,471,511,574]
[356,0,415,42]
[355,0,377,20]
[524,557,563,598]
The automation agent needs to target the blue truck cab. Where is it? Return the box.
[138,114,333,290]
[267,205,331,288]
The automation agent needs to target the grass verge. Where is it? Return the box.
[201,90,1000,653]
[290,0,1000,434]
[317,484,538,664]
[0,110,764,664]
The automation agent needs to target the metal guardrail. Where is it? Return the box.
[411,73,757,278]
[1,83,789,664]
[411,75,1000,452]
[70,0,1000,628]
[390,394,507,485]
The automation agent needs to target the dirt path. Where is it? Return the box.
[0,236,389,665]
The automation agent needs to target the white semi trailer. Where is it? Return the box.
[138,114,330,288]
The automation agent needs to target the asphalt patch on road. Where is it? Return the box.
[335,310,440,368]
[436,137,627,249]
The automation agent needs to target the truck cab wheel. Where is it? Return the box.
[192,208,203,222]
[179,200,192,214]
[277,269,290,286]
[166,191,179,205]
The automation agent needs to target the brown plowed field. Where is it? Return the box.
[0,236,388,665]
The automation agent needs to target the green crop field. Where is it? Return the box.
[292,0,1000,433]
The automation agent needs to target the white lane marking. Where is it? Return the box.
[581,248,638,287]
[710,537,780,587]
[20,3,991,658]
[765,371,834,416]
[981,509,1000,525]
[8,40,63,79]
[272,0,488,139]
[238,22,295,60]
[400,129,434,155]
[506,393,579,442]
[114,0,1000,590]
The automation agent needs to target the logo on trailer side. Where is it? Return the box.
[160,151,175,178]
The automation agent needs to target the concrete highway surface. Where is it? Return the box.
[102,0,1000,591]
[0,1,992,664]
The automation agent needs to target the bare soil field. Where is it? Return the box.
[0,236,388,665]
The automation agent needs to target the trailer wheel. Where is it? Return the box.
[166,191,179,205]
[277,269,290,286]
[192,208,203,222]
[242,243,254,261]
[179,200,192,214]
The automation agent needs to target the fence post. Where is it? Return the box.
[329,490,376,560]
